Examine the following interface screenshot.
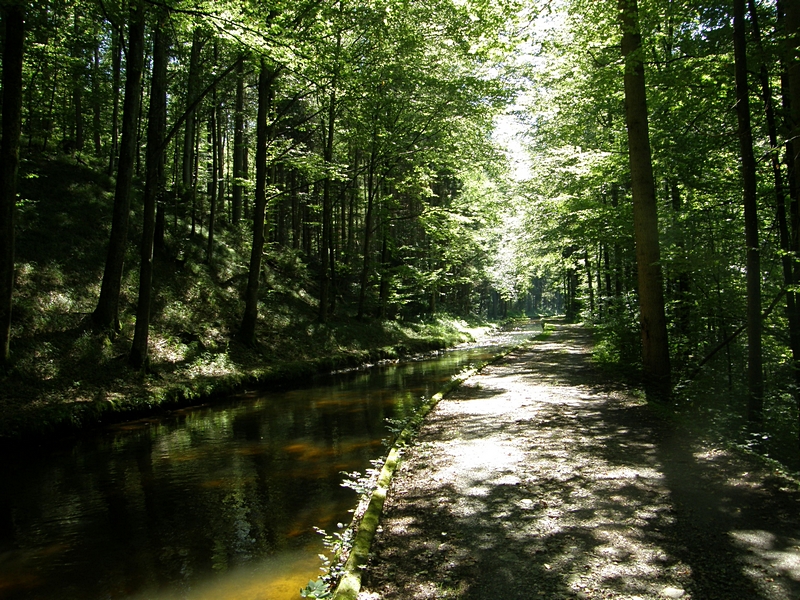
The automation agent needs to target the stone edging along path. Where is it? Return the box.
[330,330,544,600]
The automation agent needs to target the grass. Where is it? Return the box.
[0,154,487,442]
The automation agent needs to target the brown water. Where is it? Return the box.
[0,326,536,600]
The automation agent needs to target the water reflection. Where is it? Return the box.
[0,327,535,600]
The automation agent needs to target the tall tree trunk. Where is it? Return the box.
[347,147,359,260]
[0,5,25,367]
[357,145,378,320]
[618,0,671,399]
[670,183,691,359]
[72,7,84,153]
[130,14,168,370]
[319,88,336,323]
[108,26,121,176]
[377,229,390,319]
[585,251,594,314]
[215,90,225,223]
[92,40,102,155]
[182,30,202,197]
[782,0,800,440]
[239,60,273,346]
[734,0,763,422]
[750,0,800,414]
[207,107,218,263]
[610,185,623,303]
[92,1,145,331]
[232,58,245,226]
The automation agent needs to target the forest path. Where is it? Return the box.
[359,322,800,600]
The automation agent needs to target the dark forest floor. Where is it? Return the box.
[359,322,800,600]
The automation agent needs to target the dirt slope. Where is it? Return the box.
[359,323,800,600]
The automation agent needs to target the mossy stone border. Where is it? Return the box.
[331,335,541,600]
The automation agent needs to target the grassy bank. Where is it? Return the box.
[1,155,492,443]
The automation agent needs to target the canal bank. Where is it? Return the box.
[329,325,547,600]
[0,321,541,600]
[0,316,499,444]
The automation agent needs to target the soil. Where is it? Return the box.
[358,322,800,600]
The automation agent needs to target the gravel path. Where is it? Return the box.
[358,322,800,600]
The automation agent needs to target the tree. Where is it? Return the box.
[0,3,26,367]
[733,0,762,421]
[130,9,169,370]
[92,0,145,331]
[618,0,671,398]
[239,59,275,346]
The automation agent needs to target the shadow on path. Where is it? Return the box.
[361,322,800,600]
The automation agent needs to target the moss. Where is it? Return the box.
[330,334,538,600]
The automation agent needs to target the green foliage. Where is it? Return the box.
[301,579,332,599]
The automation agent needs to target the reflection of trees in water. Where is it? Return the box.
[0,331,535,600]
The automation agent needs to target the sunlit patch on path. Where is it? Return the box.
[361,322,800,600]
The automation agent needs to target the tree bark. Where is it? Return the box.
[182,29,202,197]
[781,0,800,440]
[734,0,763,422]
[750,0,800,415]
[0,4,25,367]
[130,13,168,369]
[93,1,145,331]
[92,41,102,155]
[618,0,671,399]
[72,7,84,153]
[357,144,378,320]
[232,58,245,226]
[319,88,336,323]
[207,110,218,262]
[239,60,274,346]
[108,26,121,176]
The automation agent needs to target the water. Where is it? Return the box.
[0,325,537,600]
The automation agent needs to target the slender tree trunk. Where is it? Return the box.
[93,1,145,331]
[0,5,25,367]
[72,8,84,153]
[130,14,168,370]
[108,26,121,176]
[319,88,336,323]
[239,60,273,346]
[734,0,763,422]
[215,92,225,222]
[377,229,390,319]
[92,41,102,155]
[670,183,691,358]
[232,58,245,226]
[750,0,800,412]
[585,251,594,314]
[182,29,202,201]
[618,0,671,399]
[782,0,800,441]
[610,185,623,304]
[207,107,218,262]
[347,148,359,260]
[357,145,378,320]
[42,69,58,152]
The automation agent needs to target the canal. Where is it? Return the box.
[0,324,537,600]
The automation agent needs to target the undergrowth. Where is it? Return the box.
[590,315,800,473]
[1,155,486,442]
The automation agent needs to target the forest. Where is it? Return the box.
[0,0,799,468]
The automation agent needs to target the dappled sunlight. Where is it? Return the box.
[364,324,800,600]
[730,530,800,580]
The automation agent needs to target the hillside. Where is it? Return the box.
[1,154,485,441]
